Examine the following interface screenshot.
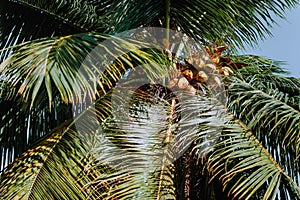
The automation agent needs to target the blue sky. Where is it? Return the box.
[241,4,300,77]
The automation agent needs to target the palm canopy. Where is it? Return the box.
[9,0,298,47]
[0,0,300,199]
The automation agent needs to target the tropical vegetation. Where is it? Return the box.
[0,0,299,199]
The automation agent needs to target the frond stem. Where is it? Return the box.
[156,99,176,199]
[164,0,171,48]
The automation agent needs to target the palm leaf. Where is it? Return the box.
[0,90,113,199]
[171,0,298,47]
[234,59,300,111]
[206,118,300,200]
[0,79,176,199]
[0,32,169,174]
[0,33,167,108]
[0,0,77,62]
[228,76,300,148]
[104,0,298,48]
[10,0,104,32]
[1,0,300,199]
[0,92,73,173]
[81,81,228,199]
[231,55,289,75]
[13,0,298,48]
[202,59,300,199]
[230,55,300,110]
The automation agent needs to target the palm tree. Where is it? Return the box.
[0,0,300,199]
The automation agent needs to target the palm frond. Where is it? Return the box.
[103,0,298,48]
[207,118,300,200]
[88,96,177,199]
[0,90,113,199]
[0,92,73,173]
[103,0,163,34]
[205,61,300,199]
[231,55,289,75]
[11,0,104,31]
[227,76,300,156]
[0,31,169,175]
[0,81,177,199]
[226,55,300,112]
[20,0,296,48]
[231,56,300,111]
[84,80,228,199]
[11,0,299,49]
[245,74,300,110]
[0,33,167,108]
[1,0,300,199]
[0,0,77,62]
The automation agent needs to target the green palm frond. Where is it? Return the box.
[103,0,163,34]
[0,0,79,66]
[192,54,300,199]
[228,76,300,154]
[231,55,289,75]
[13,0,298,48]
[0,92,73,173]
[87,96,177,199]
[202,59,300,199]
[77,81,229,199]
[0,31,169,174]
[0,32,168,108]
[12,0,104,31]
[245,74,300,110]
[1,1,300,199]
[104,0,298,48]
[207,118,300,200]
[231,55,300,109]
[171,0,298,47]
[0,90,113,199]
[0,117,83,199]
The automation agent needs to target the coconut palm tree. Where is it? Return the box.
[0,0,299,199]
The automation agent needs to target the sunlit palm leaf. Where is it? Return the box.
[85,81,180,199]
[0,33,167,108]
[228,76,300,146]
[0,0,78,64]
[171,0,298,47]
[1,1,300,199]
[236,66,300,112]
[0,92,73,173]
[0,90,113,199]
[200,58,300,199]
[0,31,169,175]
[0,70,227,199]
[231,55,300,110]
[207,118,300,200]
[0,82,175,199]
